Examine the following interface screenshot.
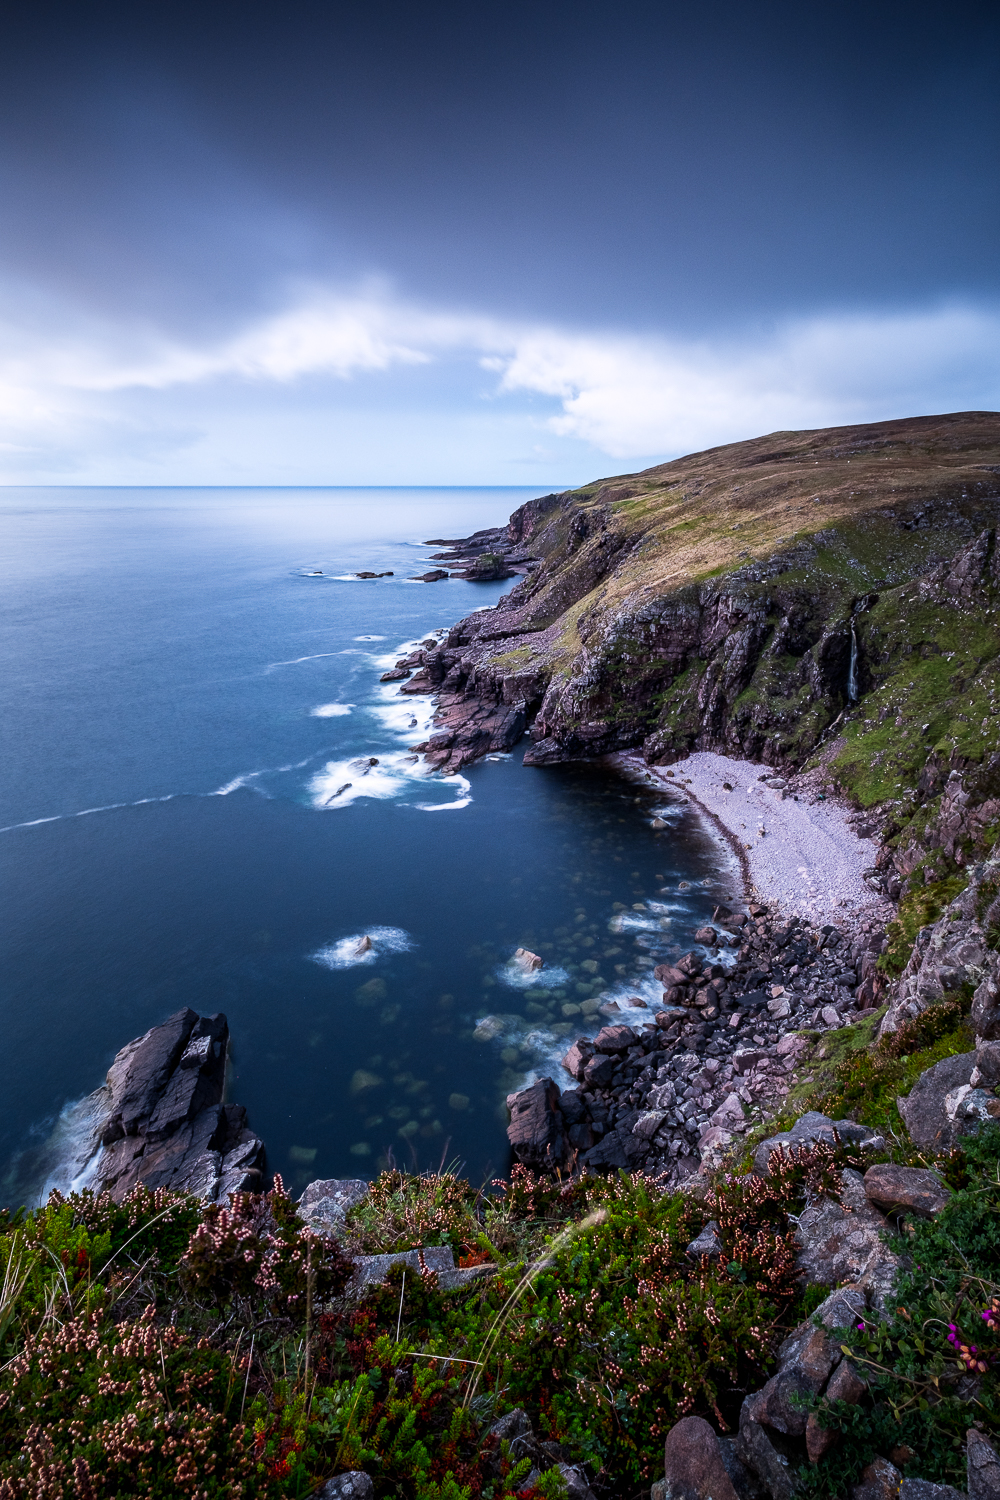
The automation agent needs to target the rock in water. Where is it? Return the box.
[70,1009,264,1203]
[354,935,373,956]
[513,947,543,972]
[506,1077,567,1171]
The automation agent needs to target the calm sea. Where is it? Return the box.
[0,487,728,1204]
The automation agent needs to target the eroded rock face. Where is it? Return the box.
[968,1430,1000,1500]
[77,1010,265,1202]
[897,1051,978,1150]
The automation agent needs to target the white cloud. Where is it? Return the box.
[0,274,997,480]
[490,305,1000,457]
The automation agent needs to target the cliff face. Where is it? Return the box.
[400,410,1000,905]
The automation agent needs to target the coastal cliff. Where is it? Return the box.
[400,411,1000,910]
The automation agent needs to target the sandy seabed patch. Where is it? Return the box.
[618,750,891,927]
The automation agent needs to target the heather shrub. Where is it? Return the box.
[0,1305,251,1497]
[179,1175,353,1315]
[343,1170,482,1256]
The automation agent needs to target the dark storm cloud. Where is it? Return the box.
[3,0,999,328]
[0,0,997,482]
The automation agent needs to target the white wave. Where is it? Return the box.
[415,774,472,812]
[264,651,344,671]
[34,1089,108,1205]
[311,925,414,970]
[609,911,668,934]
[498,957,571,990]
[309,751,430,809]
[372,691,436,740]
[311,703,354,717]
[354,635,387,641]
[0,794,178,835]
[213,774,252,795]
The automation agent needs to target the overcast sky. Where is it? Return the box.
[1,0,998,485]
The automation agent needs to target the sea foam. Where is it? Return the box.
[311,926,414,970]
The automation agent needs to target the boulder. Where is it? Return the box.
[298,1178,369,1235]
[655,964,689,986]
[971,1040,1000,1086]
[662,1416,741,1500]
[558,1465,598,1500]
[899,1482,964,1500]
[65,1011,267,1203]
[710,1093,747,1130]
[862,1164,950,1217]
[561,1040,594,1080]
[583,1053,617,1087]
[694,927,718,946]
[897,1052,976,1150]
[633,1109,669,1140]
[513,947,544,973]
[742,1314,843,1437]
[735,1412,795,1500]
[686,1220,723,1260]
[506,1078,567,1171]
[315,1474,374,1500]
[794,1174,899,1312]
[852,1457,902,1500]
[698,1127,734,1171]
[581,1129,639,1170]
[648,1078,677,1109]
[592,1024,638,1053]
[969,1430,1000,1500]
[824,1357,868,1405]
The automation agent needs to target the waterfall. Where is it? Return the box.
[847,621,859,704]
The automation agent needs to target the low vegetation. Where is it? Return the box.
[0,1145,885,1499]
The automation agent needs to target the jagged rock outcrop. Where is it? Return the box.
[880,849,1000,1037]
[69,1009,264,1202]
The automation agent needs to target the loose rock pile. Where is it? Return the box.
[506,902,888,1184]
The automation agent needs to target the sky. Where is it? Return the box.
[1,0,998,487]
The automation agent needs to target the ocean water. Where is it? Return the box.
[0,487,732,1204]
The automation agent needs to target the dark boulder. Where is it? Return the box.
[969,1431,1000,1500]
[662,1416,741,1500]
[506,1078,567,1171]
[592,1024,638,1053]
[897,1052,976,1150]
[862,1163,950,1217]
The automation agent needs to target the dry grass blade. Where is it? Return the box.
[462,1207,607,1408]
[0,1233,36,1352]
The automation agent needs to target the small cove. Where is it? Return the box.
[0,487,733,1203]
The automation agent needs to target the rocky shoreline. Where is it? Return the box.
[505,890,890,1186]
